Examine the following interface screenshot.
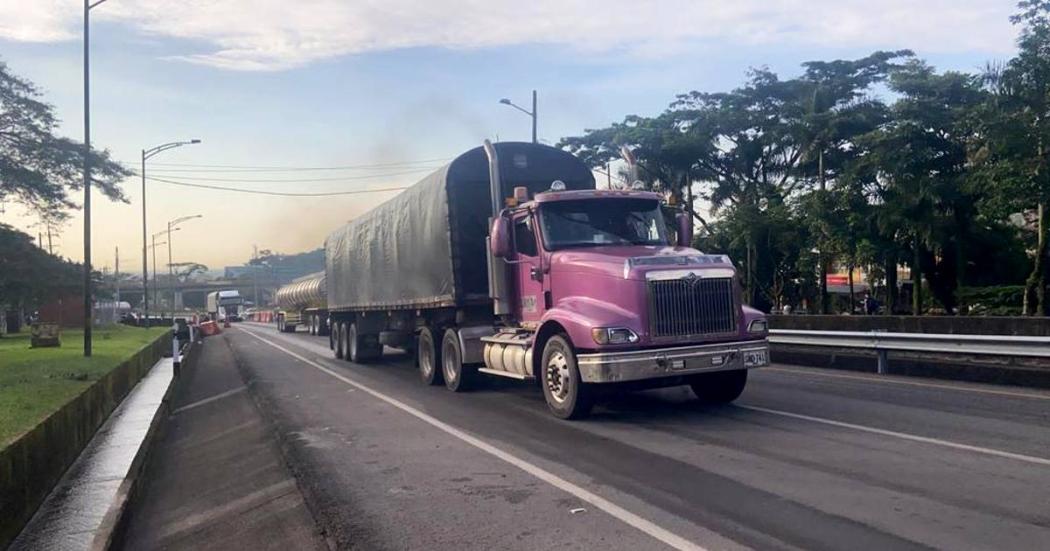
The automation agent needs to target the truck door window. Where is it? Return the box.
[514,217,538,257]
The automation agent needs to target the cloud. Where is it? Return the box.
[0,1,1019,70]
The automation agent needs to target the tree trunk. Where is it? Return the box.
[848,264,855,314]
[746,240,754,305]
[818,149,829,314]
[1024,133,1047,316]
[1028,200,1049,316]
[885,255,898,314]
[912,239,923,316]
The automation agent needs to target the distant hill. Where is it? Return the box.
[225,248,324,286]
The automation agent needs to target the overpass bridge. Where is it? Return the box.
[98,279,276,310]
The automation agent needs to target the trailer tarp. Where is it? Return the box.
[325,143,595,311]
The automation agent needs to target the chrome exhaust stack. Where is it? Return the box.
[484,140,511,316]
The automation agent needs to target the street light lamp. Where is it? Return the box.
[167,214,203,312]
[141,139,201,326]
[83,0,111,356]
[499,90,537,144]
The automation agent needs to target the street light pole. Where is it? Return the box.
[148,238,166,312]
[167,214,202,313]
[141,139,201,326]
[499,91,538,144]
[531,89,537,144]
[83,0,110,356]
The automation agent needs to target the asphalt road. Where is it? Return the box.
[227,322,1050,550]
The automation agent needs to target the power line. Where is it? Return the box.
[134,167,436,183]
[146,175,409,197]
[132,157,453,171]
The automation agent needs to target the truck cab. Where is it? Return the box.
[487,185,769,418]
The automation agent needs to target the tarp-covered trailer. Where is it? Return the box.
[325,142,595,359]
[274,271,328,335]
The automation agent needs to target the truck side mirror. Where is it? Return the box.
[676,212,693,247]
[490,216,511,258]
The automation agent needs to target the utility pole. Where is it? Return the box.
[253,245,259,307]
[115,246,120,307]
[606,162,612,189]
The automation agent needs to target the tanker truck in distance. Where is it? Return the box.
[325,141,769,419]
[275,272,329,335]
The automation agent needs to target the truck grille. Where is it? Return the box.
[648,277,738,339]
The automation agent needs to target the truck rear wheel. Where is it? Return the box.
[334,322,345,359]
[442,329,475,392]
[417,327,443,385]
[690,369,747,404]
[347,322,382,363]
[540,335,593,419]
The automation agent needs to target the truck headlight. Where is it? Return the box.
[591,327,639,345]
[748,319,768,335]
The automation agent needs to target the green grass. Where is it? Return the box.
[0,325,169,448]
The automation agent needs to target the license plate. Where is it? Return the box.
[744,349,768,367]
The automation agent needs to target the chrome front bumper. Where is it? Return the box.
[576,339,769,384]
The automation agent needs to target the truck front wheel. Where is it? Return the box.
[540,335,593,420]
[689,369,747,404]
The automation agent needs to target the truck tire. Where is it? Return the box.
[276,315,284,332]
[441,328,475,392]
[690,369,747,404]
[540,334,593,419]
[347,322,382,363]
[417,326,443,385]
[308,316,315,336]
[334,322,345,359]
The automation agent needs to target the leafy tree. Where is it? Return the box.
[0,223,82,321]
[977,1,1050,314]
[858,61,988,314]
[0,59,130,219]
[170,262,208,282]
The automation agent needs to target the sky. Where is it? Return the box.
[0,0,1022,275]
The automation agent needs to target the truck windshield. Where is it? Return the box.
[539,198,669,250]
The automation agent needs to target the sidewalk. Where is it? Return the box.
[120,335,325,550]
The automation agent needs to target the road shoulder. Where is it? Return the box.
[120,335,326,550]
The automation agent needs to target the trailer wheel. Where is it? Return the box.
[540,334,593,419]
[689,369,747,404]
[417,327,443,385]
[442,328,475,392]
[334,322,345,359]
[347,323,382,363]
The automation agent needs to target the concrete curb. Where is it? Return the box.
[90,339,202,551]
[0,330,172,550]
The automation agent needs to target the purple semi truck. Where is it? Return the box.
[325,141,769,419]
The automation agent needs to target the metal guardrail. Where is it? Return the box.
[768,329,1050,374]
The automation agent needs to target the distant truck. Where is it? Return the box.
[206,290,244,321]
[274,272,329,335]
[324,141,769,419]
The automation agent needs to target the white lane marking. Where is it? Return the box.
[765,366,1050,401]
[738,404,1050,467]
[171,386,247,415]
[237,327,706,551]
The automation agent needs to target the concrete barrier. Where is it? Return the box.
[0,331,171,549]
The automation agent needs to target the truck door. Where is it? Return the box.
[513,214,546,324]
